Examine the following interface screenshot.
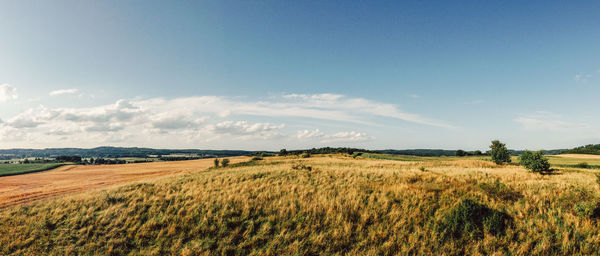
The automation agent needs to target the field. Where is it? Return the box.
[2,154,600,255]
[0,157,248,209]
[0,163,65,177]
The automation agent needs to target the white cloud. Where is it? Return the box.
[323,131,372,143]
[296,129,373,143]
[0,84,18,102]
[409,94,420,99]
[296,129,326,139]
[49,88,78,96]
[208,121,285,140]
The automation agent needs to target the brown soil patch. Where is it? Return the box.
[0,157,248,209]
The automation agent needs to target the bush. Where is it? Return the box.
[300,152,311,158]
[478,180,522,202]
[221,159,230,167]
[489,140,511,165]
[292,163,312,171]
[576,162,590,169]
[574,201,600,218]
[520,150,551,173]
[436,199,511,241]
[455,150,467,157]
[214,158,220,167]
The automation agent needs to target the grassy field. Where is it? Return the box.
[2,154,600,255]
[0,163,65,177]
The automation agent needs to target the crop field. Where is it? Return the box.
[2,154,600,255]
[0,163,65,177]
[0,157,248,209]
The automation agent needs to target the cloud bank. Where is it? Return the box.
[0,93,451,148]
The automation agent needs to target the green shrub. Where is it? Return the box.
[419,166,427,172]
[214,158,220,167]
[251,156,263,161]
[478,180,522,202]
[489,140,511,165]
[352,152,363,158]
[300,152,311,158]
[436,199,511,241]
[576,162,590,169]
[574,201,600,218]
[221,158,230,167]
[520,150,551,173]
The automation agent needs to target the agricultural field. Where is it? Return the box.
[2,154,600,255]
[0,157,248,209]
[0,163,65,177]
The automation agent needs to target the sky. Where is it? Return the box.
[1,0,599,150]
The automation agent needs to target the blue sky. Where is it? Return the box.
[1,0,599,150]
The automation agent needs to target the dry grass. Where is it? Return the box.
[2,154,600,255]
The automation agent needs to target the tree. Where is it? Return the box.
[279,149,287,156]
[455,150,467,157]
[221,158,230,167]
[520,150,551,173]
[473,150,483,156]
[214,158,220,167]
[489,140,511,165]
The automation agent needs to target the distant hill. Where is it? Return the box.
[0,147,261,160]
[561,144,600,155]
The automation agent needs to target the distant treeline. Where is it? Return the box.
[561,144,600,155]
[280,147,565,157]
[0,145,573,161]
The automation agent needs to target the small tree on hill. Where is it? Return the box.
[214,158,220,167]
[490,140,511,165]
[520,150,551,173]
[221,158,230,167]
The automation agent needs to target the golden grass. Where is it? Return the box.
[1,154,600,255]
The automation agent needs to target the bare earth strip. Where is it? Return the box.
[553,154,600,159]
[0,157,248,209]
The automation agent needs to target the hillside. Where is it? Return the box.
[562,144,600,155]
[2,155,600,255]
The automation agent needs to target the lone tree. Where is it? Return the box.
[520,150,551,173]
[490,140,511,165]
[214,158,220,167]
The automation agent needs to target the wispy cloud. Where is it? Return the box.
[0,84,18,102]
[49,88,78,96]
[409,94,420,99]
[574,73,592,83]
[514,112,589,132]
